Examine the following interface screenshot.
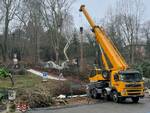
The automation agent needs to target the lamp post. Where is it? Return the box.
[6,89,16,113]
[80,27,84,72]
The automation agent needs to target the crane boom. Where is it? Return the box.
[79,5,128,71]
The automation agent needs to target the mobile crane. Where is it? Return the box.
[80,5,144,103]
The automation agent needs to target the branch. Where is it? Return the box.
[15,13,27,27]
[9,0,21,21]
[0,15,4,22]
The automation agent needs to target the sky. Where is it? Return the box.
[72,0,150,28]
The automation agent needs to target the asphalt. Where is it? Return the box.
[29,98,150,113]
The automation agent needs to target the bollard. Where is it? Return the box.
[6,89,16,113]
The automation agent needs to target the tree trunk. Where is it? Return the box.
[0,44,6,62]
[2,46,6,62]
[3,6,10,62]
[55,47,59,64]
[130,33,134,65]
[33,18,39,64]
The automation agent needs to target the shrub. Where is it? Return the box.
[134,60,150,78]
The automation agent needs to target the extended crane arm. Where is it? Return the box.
[80,5,128,71]
[99,45,109,70]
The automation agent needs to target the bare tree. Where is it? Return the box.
[142,21,150,59]
[142,21,150,40]
[42,0,74,64]
[0,0,21,62]
[105,0,144,65]
[18,0,44,64]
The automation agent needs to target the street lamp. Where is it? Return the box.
[6,89,16,112]
[80,27,84,72]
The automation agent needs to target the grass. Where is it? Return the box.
[0,74,42,89]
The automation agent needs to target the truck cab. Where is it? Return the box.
[111,70,144,102]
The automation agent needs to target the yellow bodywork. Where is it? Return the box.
[89,74,105,82]
[80,5,144,97]
[110,71,144,96]
[89,69,106,82]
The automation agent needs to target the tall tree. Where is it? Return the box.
[21,0,44,63]
[142,21,150,59]
[104,0,144,65]
[42,0,74,64]
[0,0,20,62]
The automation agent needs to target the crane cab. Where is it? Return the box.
[89,68,110,82]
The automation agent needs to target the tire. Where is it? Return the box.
[112,91,120,103]
[91,89,99,99]
[103,90,110,101]
[132,97,139,103]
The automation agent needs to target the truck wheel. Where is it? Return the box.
[112,91,120,103]
[91,89,99,99]
[132,97,139,103]
[103,90,109,101]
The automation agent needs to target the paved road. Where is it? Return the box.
[30,98,150,113]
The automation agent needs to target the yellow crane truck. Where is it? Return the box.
[80,5,144,103]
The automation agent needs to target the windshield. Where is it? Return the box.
[120,73,142,82]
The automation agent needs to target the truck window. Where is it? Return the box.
[90,70,96,77]
[97,70,102,74]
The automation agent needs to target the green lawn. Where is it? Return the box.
[0,74,42,89]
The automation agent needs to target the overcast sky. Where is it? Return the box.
[72,0,150,28]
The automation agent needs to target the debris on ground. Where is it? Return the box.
[57,95,66,99]
[65,96,99,105]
